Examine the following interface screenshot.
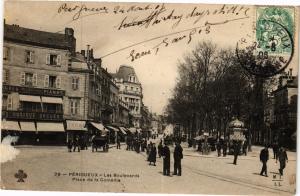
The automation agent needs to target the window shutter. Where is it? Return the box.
[20,72,25,85]
[2,69,6,82]
[56,76,61,88]
[7,95,13,110]
[33,73,38,86]
[57,55,61,66]
[76,78,79,90]
[46,54,50,65]
[44,75,49,87]
[30,51,34,63]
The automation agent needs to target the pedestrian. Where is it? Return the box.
[242,140,248,156]
[73,135,80,152]
[173,141,183,176]
[277,147,288,176]
[67,138,73,152]
[222,141,228,157]
[116,135,121,149]
[161,142,170,176]
[259,145,269,177]
[149,144,157,166]
[216,140,221,157]
[272,142,279,159]
[233,141,240,165]
[158,140,163,158]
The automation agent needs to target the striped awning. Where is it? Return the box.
[1,120,20,131]
[20,121,36,132]
[119,127,127,135]
[106,126,119,132]
[91,122,107,132]
[20,95,41,102]
[41,96,63,104]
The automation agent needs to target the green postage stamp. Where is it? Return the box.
[256,7,294,54]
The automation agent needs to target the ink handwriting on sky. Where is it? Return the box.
[57,3,250,30]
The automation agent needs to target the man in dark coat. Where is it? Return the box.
[73,135,80,152]
[222,141,228,157]
[233,141,240,165]
[173,141,183,176]
[149,144,157,166]
[242,140,248,156]
[277,147,288,176]
[161,143,170,176]
[272,142,279,159]
[116,135,121,149]
[216,140,222,157]
[260,146,269,177]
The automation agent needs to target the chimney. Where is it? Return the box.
[64,28,76,55]
[80,50,85,57]
[86,45,90,62]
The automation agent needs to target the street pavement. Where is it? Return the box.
[0,142,296,195]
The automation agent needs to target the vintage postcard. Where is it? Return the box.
[0,1,299,195]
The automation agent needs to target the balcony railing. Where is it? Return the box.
[2,110,64,121]
[119,90,142,97]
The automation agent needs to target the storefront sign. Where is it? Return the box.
[2,110,63,121]
[2,85,65,97]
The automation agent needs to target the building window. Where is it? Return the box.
[3,46,10,61]
[44,75,61,88]
[25,50,34,63]
[46,54,61,66]
[21,72,37,86]
[3,69,9,84]
[125,86,128,90]
[70,99,80,115]
[131,87,133,91]
[72,77,79,90]
[21,102,42,112]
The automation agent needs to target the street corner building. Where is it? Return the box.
[1,21,152,145]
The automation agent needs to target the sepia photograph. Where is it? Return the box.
[0,1,299,195]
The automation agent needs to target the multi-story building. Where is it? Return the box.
[110,78,119,124]
[100,67,113,124]
[2,22,75,144]
[113,65,143,128]
[272,70,297,149]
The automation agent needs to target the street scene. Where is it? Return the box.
[1,1,299,195]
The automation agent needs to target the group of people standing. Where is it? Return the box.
[144,139,183,176]
[260,143,289,177]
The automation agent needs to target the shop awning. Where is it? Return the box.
[106,126,119,132]
[1,120,20,131]
[66,120,87,131]
[36,122,65,132]
[41,96,63,104]
[129,127,137,133]
[90,122,107,131]
[137,128,142,133]
[20,121,36,132]
[119,127,127,135]
[20,94,41,102]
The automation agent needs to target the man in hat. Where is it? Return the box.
[173,141,183,176]
[260,145,269,177]
[161,142,170,176]
[277,147,288,176]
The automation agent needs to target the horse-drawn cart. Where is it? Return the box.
[91,135,109,152]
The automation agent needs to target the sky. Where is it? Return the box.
[4,1,299,114]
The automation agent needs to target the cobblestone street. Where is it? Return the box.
[1,143,296,195]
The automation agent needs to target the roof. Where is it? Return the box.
[4,23,74,50]
[114,65,139,83]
